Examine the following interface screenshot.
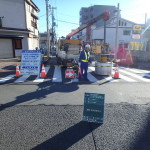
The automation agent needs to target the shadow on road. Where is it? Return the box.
[129,110,150,150]
[31,121,102,150]
[0,81,79,111]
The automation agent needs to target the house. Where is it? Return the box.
[0,0,40,58]
[92,17,144,51]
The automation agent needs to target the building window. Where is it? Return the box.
[31,7,34,13]
[15,39,22,49]
[119,20,121,26]
[123,30,131,35]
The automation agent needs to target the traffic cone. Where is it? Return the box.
[16,64,20,77]
[114,64,119,79]
[41,64,46,78]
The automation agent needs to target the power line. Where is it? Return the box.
[55,19,79,25]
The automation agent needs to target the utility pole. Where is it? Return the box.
[51,7,56,46]
[145,13,147,26]
[45,0,50,58]
[104,21,106,44]
[115,3,120,57]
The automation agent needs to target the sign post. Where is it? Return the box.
[20,50,42,76]
[83,93,105,123]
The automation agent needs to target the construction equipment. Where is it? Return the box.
[56,11,110,67]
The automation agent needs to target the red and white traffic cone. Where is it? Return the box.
[41,64,46,78]
[16,64,20,77]
[114,64,119,79]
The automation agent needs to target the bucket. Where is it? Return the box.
[95,62,112,75]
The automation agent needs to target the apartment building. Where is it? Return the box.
[0,0,40,58]
[79,5,117,42]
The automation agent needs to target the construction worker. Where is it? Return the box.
[78,44,91,81]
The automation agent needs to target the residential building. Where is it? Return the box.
[0,0,40,58]
[79,5,117,42]
[92,17,144,51]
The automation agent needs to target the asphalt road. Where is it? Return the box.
[0,104,150,150]
[0,61,150,150]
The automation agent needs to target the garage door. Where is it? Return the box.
[0,39,13,58]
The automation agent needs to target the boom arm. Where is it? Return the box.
[66,11,109,39]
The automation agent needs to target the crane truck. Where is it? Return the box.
[56,11,110,67]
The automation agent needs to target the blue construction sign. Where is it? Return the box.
[20,50,42,75]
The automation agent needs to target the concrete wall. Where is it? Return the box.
[28,37,39,50]
[0,0,26,29]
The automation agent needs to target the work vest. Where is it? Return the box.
[82,50,90,62]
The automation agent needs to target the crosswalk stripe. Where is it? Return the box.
[14,75,30,83]
[104,75,118,82]
[52,66,62,82]
[119,73,137,82]
[119,69,150,82]
[0,74,15,83]
[87,72,98,82]
[71,78,79,82]
[33,67,50,82]
[90,67,118,82]
[89,67,95,71]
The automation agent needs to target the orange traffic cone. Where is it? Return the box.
[16,64,20,77]
[41,64,46,78]
[114,64,119,79]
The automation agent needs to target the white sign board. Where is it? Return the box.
[20,50,42,75]
[132,34,141,39]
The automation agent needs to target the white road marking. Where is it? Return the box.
[89,66,95,71]
[14,75,30,83]
[0,74,15,83]
[119,73,137,82]
[33,67,50,82]
[71,78,79,82]
[87,72,99,82]
[52,67,62,82]
[119,69,150,82]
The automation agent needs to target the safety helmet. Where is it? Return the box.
[85,44,90,48]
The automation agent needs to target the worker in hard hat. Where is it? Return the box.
[78,44,91,81]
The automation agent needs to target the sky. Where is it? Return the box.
[33,0,150,38]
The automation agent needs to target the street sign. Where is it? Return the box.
[20,50,42,75]
[132,25,142,34]
[132,34,141,39]
[133,25,142,31]
[65,69,74,78]
[83,93,105,123]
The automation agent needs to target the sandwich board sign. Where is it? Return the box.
[65,69,74,78]
[20,50,42,75]
[83,93,105,123]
